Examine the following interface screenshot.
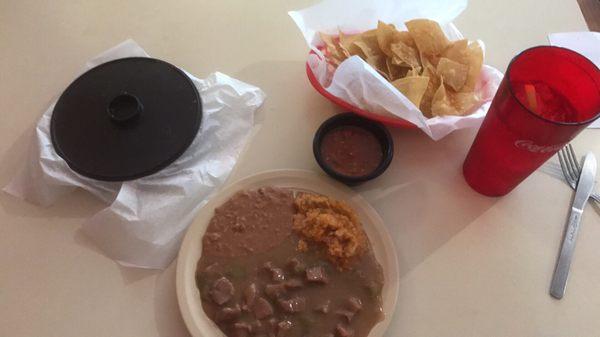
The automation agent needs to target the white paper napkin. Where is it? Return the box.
[548,31,600,128]
[289,0,504,140]
[3,40,266,269]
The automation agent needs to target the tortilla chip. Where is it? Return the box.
[337,41,351,58]
[317,19,483,119]
[393,30,416,47]
[390,41,420,68]
[361,28,378,38]
[419,66,441,117]
[375,69,391,80]
[386,57,410,81]
[353,35,383,58]
[405,19,450,55]
[320,32,339,54]
[419,52,442,74]
[410,66,423,76]
[463,42,483,91]
[392,76,430,107]
[436,57,469,91]
[450,91,479,115]
[377,21,397,56]
[431,79,479,116]
[320,32,346,64]
[441,39,483,91]
[352,29,382,57]
[366,55,389,80]
[353,40,374,58]
[327,57,341,67]
[426,54,441,67]
[339,31,364,57]
[319,32,335,48]
[442,39,469,62]
[432,79,459,116]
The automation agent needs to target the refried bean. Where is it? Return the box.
[196,187,384,337]
[320,126,383,177]
[202,188,295,257]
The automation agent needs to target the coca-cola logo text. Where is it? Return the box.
[514,140,564,153]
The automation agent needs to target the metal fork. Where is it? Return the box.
[558,144,600,203]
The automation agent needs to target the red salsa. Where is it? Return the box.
[320,126,383,177]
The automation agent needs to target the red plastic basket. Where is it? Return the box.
[305,51,418,129]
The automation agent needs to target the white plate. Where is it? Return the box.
[176,169,399,337]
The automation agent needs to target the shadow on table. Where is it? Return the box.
[153,261,192,337]
[74,226,188,336]
[0,126,105,219]
[74,227,189,335]
[73,229,162,284]
[356,127,499,278]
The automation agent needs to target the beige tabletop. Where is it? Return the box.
[1,0,598,336]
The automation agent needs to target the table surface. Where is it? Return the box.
[1,1,598,336]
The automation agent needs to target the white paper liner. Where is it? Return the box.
[3,39,266,269]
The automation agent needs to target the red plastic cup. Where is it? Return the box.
[463,46,600,196]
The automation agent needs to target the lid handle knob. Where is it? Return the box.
[108,93,142,124]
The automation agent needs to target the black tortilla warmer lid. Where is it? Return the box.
[50,57,202,181]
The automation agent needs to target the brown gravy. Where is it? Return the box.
[320,126,383,177]
[197,187,384,337]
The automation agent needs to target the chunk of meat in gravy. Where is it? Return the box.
[336,310,356,323]
[314,300,331,314]
[306,266,329,284]
[265,283,287,299]
[253,297,274,319]
[278,297,306,313]
[346,297,363,313]
[336,324,354,337]
[202,188,295,257]
[210,277,234,305]
[251,320,264,334]
[203,262,220,273]
[234,322,252,332]
[231,322,251,337]
[216,304,241,322]
[264,262,286,282]
[283,278,303,289]
[243,283,257,306]
[336,297,363,322]
[277,320,293,337]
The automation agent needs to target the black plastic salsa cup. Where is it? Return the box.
[313,112,394,185]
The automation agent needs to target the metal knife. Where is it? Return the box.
[550,152,597,299]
